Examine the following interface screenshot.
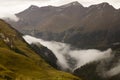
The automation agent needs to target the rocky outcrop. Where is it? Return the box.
[30,42,58,69]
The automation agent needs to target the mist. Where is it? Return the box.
[2,14,19,22]
[23,35,120,77]
[106,64,120,77]
[103,59,120,77]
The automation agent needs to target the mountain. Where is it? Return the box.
[7,2,120,50]
[5,1,120,80]
[10,1,86,33]
[0,19,80,80]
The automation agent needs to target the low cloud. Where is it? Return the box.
[2,14,19,22]
[106,64,120,77]
[23,35,120,78]
[23,35,113,72]
[98,59,120,78]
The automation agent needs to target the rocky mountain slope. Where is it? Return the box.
[7,1,120,49]
[0,19,80,80]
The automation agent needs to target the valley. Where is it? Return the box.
[0,1,120,80]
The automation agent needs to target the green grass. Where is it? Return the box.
[0,20,81,80]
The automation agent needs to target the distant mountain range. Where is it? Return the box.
[7,1,120,49]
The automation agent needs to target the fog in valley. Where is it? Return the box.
[23,35,120,78]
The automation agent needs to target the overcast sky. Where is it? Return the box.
[0,0,120,20]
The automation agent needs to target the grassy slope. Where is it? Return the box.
[0,20,80,80]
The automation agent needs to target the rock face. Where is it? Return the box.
[30,42,58,69]
[7,2,120,49]
[0,20,80,80]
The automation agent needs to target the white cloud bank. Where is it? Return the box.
[106,64,120,77]
[23,35,120,78]
[23,35,112,71]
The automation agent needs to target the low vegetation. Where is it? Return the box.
[0,20,80,80]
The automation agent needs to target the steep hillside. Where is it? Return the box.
[0,20,80,80]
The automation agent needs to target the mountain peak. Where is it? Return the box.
[70,1,81,5]
[89,2,115,10]
[98,2,111,7]
[97,2,115,10]
[29,5,39,10]
[60,1,83,8]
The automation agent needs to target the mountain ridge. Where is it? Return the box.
[7,1,120,49]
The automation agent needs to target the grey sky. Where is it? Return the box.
[0,0,120,20]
